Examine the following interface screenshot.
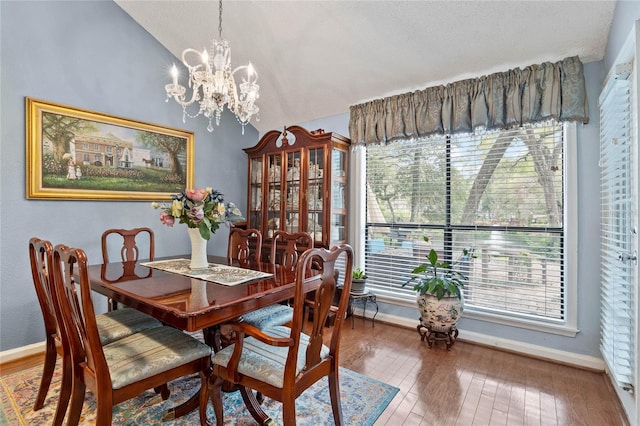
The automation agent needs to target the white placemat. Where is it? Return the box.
[140,259,273,286]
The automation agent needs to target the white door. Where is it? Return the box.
[599,23,639,425]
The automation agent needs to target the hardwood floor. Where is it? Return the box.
[337,320,628,426]
[1,320,629,425]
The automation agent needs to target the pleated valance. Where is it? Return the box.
[349,56,589,146]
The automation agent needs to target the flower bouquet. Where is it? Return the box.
[152,188,244,269]
[152,188,244,240]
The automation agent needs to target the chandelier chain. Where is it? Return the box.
[218,0,223,40]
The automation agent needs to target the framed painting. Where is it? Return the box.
[26,97,194,200]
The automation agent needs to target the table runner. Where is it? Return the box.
[140,259,273,286]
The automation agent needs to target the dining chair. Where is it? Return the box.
[227,228,262,262]
[101,227,154,310]
[29,237,166,426]
[240,230,313,330]
[209,243,354,426]
[269,230,313,270]
[51,244,213,426]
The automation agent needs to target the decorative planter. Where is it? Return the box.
[351,278,367,294]
[416,293,463,350]
[187,227,209,269]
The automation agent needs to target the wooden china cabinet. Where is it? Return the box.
[243,126,350,260]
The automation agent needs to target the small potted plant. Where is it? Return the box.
[403,237,468,349]
[351,268,368,293]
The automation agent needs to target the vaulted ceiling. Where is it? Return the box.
[115,1,616,133]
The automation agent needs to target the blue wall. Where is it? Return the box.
[0,1,257,351]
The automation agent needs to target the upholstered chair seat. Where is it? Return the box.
[96,307,163,345]
[103,326,212,390]
[239,305,294,331]
[212,325,329,388]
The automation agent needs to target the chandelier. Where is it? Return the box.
[165,0,259,133]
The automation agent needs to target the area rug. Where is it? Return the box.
[0,362,398,425]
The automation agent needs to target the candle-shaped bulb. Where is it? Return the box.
[201,49,209,64]
[247,62,257,83]
[170,64,178,85]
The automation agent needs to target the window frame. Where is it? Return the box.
[352,122,578,337]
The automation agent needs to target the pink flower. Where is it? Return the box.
[160,211,175,227]
[185,188,208,203]
[188,206,205,223]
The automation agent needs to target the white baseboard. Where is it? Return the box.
[0,341,45,365]
[373,312,605,371]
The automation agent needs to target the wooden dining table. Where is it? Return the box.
[87,254,301,424]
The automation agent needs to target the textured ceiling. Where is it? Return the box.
[115,0,616,133]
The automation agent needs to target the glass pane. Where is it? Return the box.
[332,181,346,209]
[450,127,564,227]
[309,211,322,242]
[307,147,324,242]
[285,151,301,233]
[331,214,346,243]
[267,154,281,238]
[367,140,446,225]
[332,149,347,177]
[308,147,324,213]
[249,158,262,228]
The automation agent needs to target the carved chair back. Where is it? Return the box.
[270,230,313,271]
[227,228,262,262]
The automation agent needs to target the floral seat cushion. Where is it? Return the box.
[211,325,329,389]
[103,326,212,390]
[97,307,163,345]
[240,304,293,330]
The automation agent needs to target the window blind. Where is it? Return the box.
[599,71,635,391]
[365,122,566,324]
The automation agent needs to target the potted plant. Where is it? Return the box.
[351,268,368,293]
[403,237,468,349]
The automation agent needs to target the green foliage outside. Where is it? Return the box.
[367,126,563,229]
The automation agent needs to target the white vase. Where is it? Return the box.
[187,227,209,269]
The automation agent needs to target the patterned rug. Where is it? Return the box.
[0,362,398,425]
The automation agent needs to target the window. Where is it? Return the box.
[364,121,577,333]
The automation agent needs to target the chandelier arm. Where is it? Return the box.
[231,65,259,83]
[182,49,208,70]
[171,90,201,109]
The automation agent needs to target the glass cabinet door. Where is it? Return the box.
[249,157,262,229]
[307,147,324,243]
[266,153,282,238]
[330,148,348,245]
[284,151,302,233]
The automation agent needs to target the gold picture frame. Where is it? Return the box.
[26,97,194,200]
